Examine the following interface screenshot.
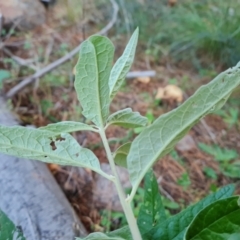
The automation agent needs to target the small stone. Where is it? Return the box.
[155,85,183,103]
[0,0,46,30]
[176,135,197,152]
[137,76,151,84]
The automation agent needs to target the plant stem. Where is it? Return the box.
[99,129,142,240]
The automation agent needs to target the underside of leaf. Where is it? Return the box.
[127,62,240,200]
[0,125,107,177]
[74,36,114,127]
[109,28,139,99]
[107,108,147,128]
[113,142,131,168]
[40,121,97,134]
[77,226,132,240]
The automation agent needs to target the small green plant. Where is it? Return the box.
[100,209,127,232]
[1,29,240,239]
[203,167,217,180]
[199,143,240,178]
[215,107,239,127]
[177,173,191,190]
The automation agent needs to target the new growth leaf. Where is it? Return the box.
[109,28,139,99]
[107,108,148,128]
[113,142,131,168]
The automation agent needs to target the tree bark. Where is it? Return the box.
[0,96,87,240]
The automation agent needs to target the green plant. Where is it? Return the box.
[120,0,240,67]
[177,173,191,190]
[203,167,217,180]
[215,107,239,127]
[100,209,127,232]
[0,210,25,240]
[163,0,240,67]
[0,70,11,90]
[1,29,240,239]
[199,143,240,178]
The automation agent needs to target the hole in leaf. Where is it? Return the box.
[48,136,65,151]
[50,141,57,150]
[56,136,66,141]
[75,153,79,157]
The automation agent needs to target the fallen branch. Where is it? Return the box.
[6,0,119,99]
[3,48,38,71]
[126,70,156,78]
[0,96,87,239]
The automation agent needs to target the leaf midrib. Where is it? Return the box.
[91,40,104,128]
[131,77,239,195]
[109,120,144,126]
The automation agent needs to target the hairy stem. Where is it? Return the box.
[99,129,142,240]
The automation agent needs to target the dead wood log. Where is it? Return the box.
[0,96,87,240]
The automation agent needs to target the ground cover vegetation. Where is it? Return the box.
[119,0,240,68]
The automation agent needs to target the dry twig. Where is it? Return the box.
[126,70,155,78]
[6,0,119,99]
[3,48,38,71]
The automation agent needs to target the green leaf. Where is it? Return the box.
[107,226,132,240]
[137,170,166,235]
[107,108,148,128]
[113,142,131,168]
[127,62,240,199]
[77,226,132,240]
[185,196,240,240]
[0,210,26,240]
[143,184,235,240]
[229,233,240,240]
[0,125,108,179]
[74,36,114,127]
[76,232,124,240]
[40,121,97,133]
[198,143,238,162]
[109,28,139,99]
[0,70,11,90]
